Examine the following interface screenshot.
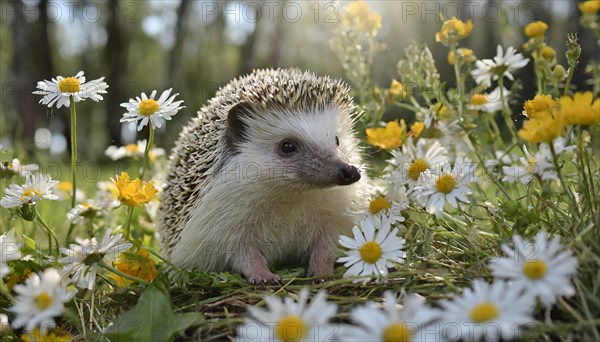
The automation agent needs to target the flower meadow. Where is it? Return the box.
[1,1,600,341]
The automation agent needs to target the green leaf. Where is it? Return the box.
[103,282,203,342]
[22,233,36,250]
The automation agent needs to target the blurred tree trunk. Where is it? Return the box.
[267,2,286,68]
[11,0,54,149]
[167,0,191,87]
[104,0,128,145]
[238,1,261,74]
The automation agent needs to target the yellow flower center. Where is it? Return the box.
[436,174,457,194]
[58,77,81,93]
[471,94,488,105]
[125,144,139,153]
[21,188,42,201]
[408,159,428,181]
[138,99,160,116]
[57,181,72,192]
[470,302,499,323]
[275,315,308,342]
[526,156,537,174]
[360,241,383,264]
[35,292,53,310]
[369,196,391,214]
[382,322,412,342]
[382,323,411,342]
[523,259,548,280]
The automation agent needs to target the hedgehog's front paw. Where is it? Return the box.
[246,270,281,286]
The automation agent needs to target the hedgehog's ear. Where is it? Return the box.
[226,101,254,146]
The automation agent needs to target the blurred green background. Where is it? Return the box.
[0,0,597,163]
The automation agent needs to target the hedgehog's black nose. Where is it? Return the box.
[337,164,361,185]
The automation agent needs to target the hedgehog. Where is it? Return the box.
[157,68,363,284]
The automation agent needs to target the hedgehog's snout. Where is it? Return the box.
[337,164,361,186]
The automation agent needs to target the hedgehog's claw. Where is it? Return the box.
[247,272,281,286]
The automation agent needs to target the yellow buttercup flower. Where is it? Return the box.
[518,109,566,143]
[342,1,382,35]
[523,94,557,118]
[113,172,158,207]
[388,80,405,99]
[366,120,406,150]
[559,91,600,126]
[448,48,475,65]
[579,0,600,14]
[112,248,158,287]
[22,328,72,342]
[524,21,548,38]
[411,121,425,138]
[435,17,473,44]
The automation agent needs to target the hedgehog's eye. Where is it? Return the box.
[278,140,297,156]
[335,136,340,147]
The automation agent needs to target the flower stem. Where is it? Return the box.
[577,128,597,213]
[549,142,579,214]
[69,95,78,209]
[123,206,135,240]
[35,208,60,255]
[0,277,14,301]
[100,261,150,286]
[498,77,517,143]
[451,43,465,120]
[140,126,155,180]
[563,62,577,97]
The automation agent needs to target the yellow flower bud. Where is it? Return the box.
[524,21,548,38]
[579,0,600,14]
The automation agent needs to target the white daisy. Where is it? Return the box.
[386,137,450,191]
[502,146,554,184]
[467,87,509,113]
[236,288,337,342]
[105,139,166,161]
[337,216,406,283]
[484,150,517,171]
[66,199,110,225]
[348,190,409,226]
[0,174,59,209]
[0,158,38,178]
[33,71,108,109]
[59,228,132,290]
[502,138,573,185]
[471,45,530,87]
[337,291,442,342]
[438,279,535,341]
[0,230,22,278]
[489,231,578,307]
[10,268,74,333]
[120,89,185,131]
[54,181,86,202]
[414,158,476,217]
